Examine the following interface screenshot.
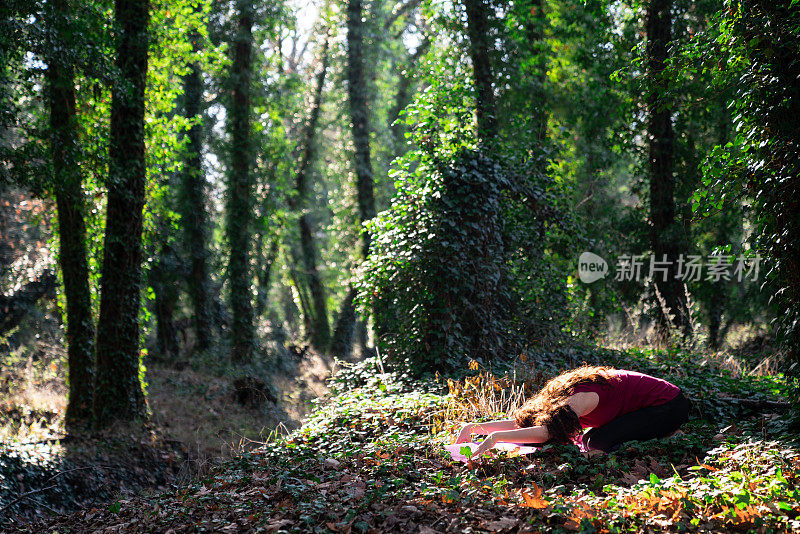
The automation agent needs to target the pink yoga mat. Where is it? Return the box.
[444,442,541,463]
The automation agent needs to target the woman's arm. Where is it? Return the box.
[472,425,550,457]
[454,419,518,443]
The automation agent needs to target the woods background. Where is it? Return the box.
[1,0,799,528]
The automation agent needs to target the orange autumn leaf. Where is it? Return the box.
[520,483,549,509]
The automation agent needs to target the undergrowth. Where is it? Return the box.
[24,347,800,533]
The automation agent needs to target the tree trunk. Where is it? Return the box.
[47,0,95,429]
[346,0,377,260]
[256,237,278,316]
[180,30,213,351]
[646,0,686,334]
[93,0,149,426]
[227,0,255,362]
[463,0,498,141]
[285,248,313,337]
[330,286,356,359]
[292,39,330,351]
[346,0,378,355]
[521,0,546,144]
[151,242,181,357]
[708,111,732,350]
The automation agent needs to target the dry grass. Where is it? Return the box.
[432,357,547,436]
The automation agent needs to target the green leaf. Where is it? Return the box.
[460,445,473,458]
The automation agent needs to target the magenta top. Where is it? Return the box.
[571,370,680,428]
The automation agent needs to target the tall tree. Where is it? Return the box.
[345,0,377,260]
[290,38,330,351]
[646,0,687,333]
[93,0,150,425]
[463,0,498,141]
[337,0,377,355]
[46,0,95,428]
[179,25,213,352]
[227,0,255,362]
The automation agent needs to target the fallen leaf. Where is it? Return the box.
[483,516,518,531]
[520,483,549,509]
[265,518,293,532]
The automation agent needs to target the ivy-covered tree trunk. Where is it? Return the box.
[463,0,498,140]
[47,0,94,428]
[93,0,149,426]
[179,34,213,351]
[646,0,686,334]
[227,0,255,362]
[291,39,330,351]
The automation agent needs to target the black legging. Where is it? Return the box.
[581,391,692,453]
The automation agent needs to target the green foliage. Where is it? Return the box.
[357,145,513,372]
[34,348,799,533]
[684,0,800,421]
[355,4,568,373]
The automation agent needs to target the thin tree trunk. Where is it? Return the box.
[346,0,378,355]
[93,0,149,426]
[291,38,330,351]
[330,286,356,359]
[180,30,213,351]
[47,0,95,429]
[709,109,732,350]
[346,0,377,260]
[285,248,313,337]
[227,0,255,362]
[151,242,181,357]
[256,237,279,316]
[646,0,686,334]
[463,0,498,141]
[522,0,546,144]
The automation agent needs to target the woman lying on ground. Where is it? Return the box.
[455,365,691,457]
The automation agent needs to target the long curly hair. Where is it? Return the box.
[513,365,619,444]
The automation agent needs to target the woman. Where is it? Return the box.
[455,366,691,457]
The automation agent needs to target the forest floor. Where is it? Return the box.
[0,302,345,526]
[8,339,799,533]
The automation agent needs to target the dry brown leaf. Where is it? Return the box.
[483,516,518,531]
[265,518,293,532]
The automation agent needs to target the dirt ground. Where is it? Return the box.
[0,301,350,524]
